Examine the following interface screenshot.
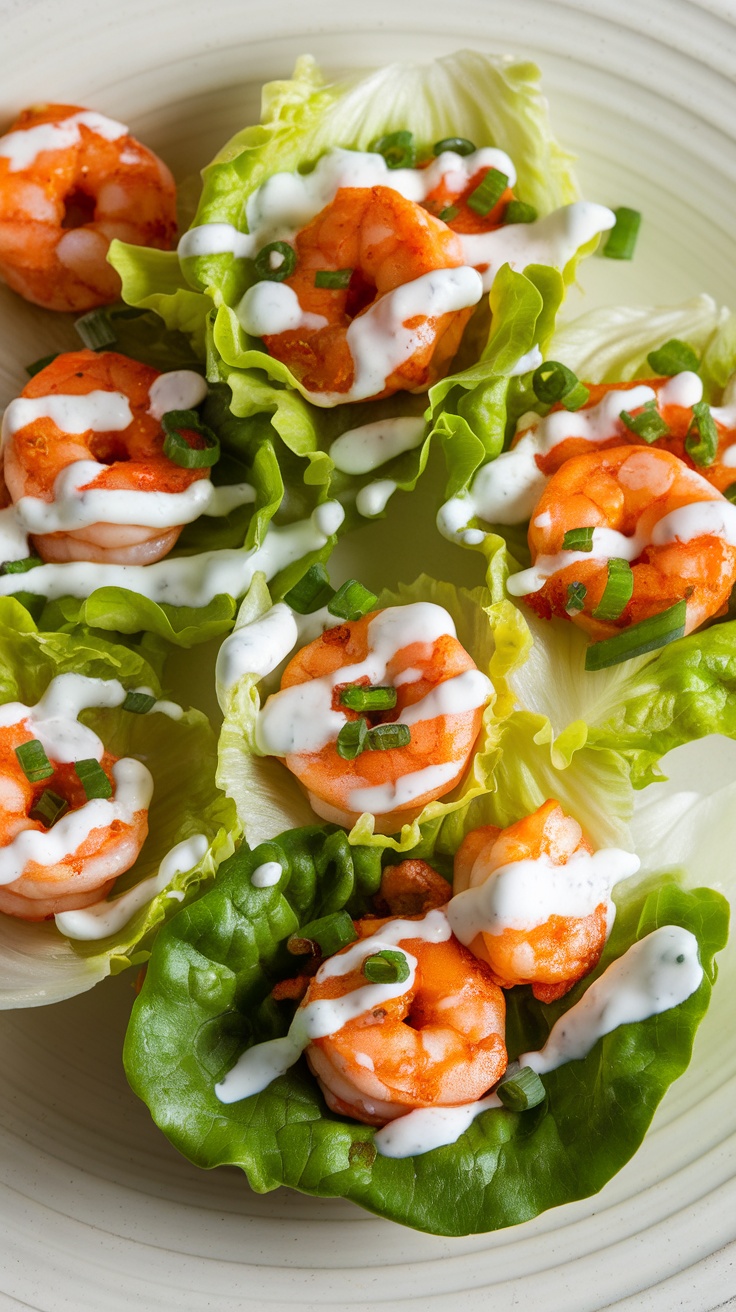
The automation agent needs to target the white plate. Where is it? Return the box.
[1,2,736,1307]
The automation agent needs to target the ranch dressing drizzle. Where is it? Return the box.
[147,371,208,419]
[215,908,451,1104]
[54,832,209,941]
[458,201,615,292]
[0,110,128,172]
[344,759,461,817]
[330,417,426,475]
[250,860,282,888]
[215,600,343,706]
[356,480,397,517]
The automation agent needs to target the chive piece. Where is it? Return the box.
[497,1065,546,1111]
[0,556,42,575]
[74,758,113,800]
[340,685,398,713]
[724,482,736,504]
[592,558,634,622]
[438,205,459,223]
[327,579,378,621]
[467,168,509,217]
[253,240,297,283]
[562,526,594,552]
[585,599,687,671]
[15,739,53,783]
[685,401,719,467]
[566,581,587,614]
[362,948,411,984]
[29,789,69,828]
[433,137,476,156]
[284,563,335,615]
[314,267,353,289]
[367,723,411,751]
[161,409,220,469]
[563,380,591,412]
[287,910,358,958]
[504,199,538,225]
[336,717,368,760]
[122,690,157,715]
[646,338,699,376]
[75,308,116,350]
[532,361,585,406]
[370,130,415,169]
[619,399,670,443]
[25,352,60,378]
[602,207,641,260]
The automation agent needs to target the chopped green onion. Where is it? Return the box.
[562,526,594,552]
[74,758,113,800]
[287,910,358,958]
[619,399,670,443]
[75,308,116,350]
[467,168,509,216]
[340,684,398,712]
[284,563,335,614]
[532,360,584,406]
[723,482,736,504]
[566,581,587,614]
[602,207,641,260]
[362,948,411,984]
[367,723,411,751]
[161,409,220,469]
[585,599,687,671]
[15,739,53,783]
[315,268,353,289]
[122,690,157,715]
[25,353,60,378]
[563,380,591,412]
[497,1065,546,1111]
[646,338,699,376]
[592,558,634,621]
[685,401,719,467]
[253,241,297,282]
[438,205,459,223]
[336,717,368,760]
[433,136,476,156]
[327,579,378,621]
[29,789,68,828]
[0,556,42,576]
[371,130,415,169]
[503,199,538,225]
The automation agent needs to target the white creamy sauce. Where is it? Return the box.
[236,282,328,337]
[215,598,343,706]
[0,504,31,563]
[54,833,209,941]
[657,371,703,408]
[509,344,544,377]
[215,908,450,1104]
[250,860,283,888]
[0,110,128,172]
[0,672,128,762]
[345,759,461,816]
[374,1091,502,1158]
[178,222,256,261]
[459,202,615,292]
[2,391,134,442]
[356,480,397,517]
[329,416,426,475]
[147,371,209,419]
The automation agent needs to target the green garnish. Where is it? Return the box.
[497,1065,546,1111]
[0,557,42,576]
[327,579,378,621]
[74,758,113,801]
[362,949,411,984]
[592,558,634,622]
[532,361,588,410]
[585,600,687,670]
[467,168,509,216]
[29,789,69,828]
[370,130,415,169]
[75,309,116,350]
[284,563,335,615]
[565,581,587,614]
[685,401,719,467]
[602,207,641,260]
[336,718,368,760]
[122,690,157,715]
[315,268,353,289]
[340,685,398,712]
[432,137,476,156]
[161,410,220,469]
[503,199,538,225]
[438,205,459,223]
[25,353,60,378]
[15,739,53,783]
[287,911,358,958]
[366,723,411,751]
[619,399,670,443]
[562,526,594,552]
[646,339,699,376]
[253,241,297,282]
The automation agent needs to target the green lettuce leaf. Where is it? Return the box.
[0,599,237,1008]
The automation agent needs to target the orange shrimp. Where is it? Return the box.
[3,350,209,565]
[303,912,507,1125]
[0,103,177,311]
[422,161,514,234]
[509,445,736,638]
[257,603,491,833]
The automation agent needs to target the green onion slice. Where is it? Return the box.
[15,739,54,783]
[284,563,335,615]
[366,723,411,751]
[74,758,113,801]
[438,205,459,223]
[0,556,42,576]
[585,599,687,671]
[287,910,358,958]
[685,401,719,467]
[563,380,591,412]
[646,338,700,376]
[566,581,587,614]
[362,948,411,984]
[161,410,220,469]
[497,1065,546,1111]
[370,130,415,169]
[503,199,538,225]
[315,268,353,289]
[340,684,398,712]
[75,308,116,350]
[723,482,736,504]
[562,526,594,552]
[602,207,641,260]
[432,136,476,156]
[619,399,670,443]
[327,579,378,621]
[532,361,585,407]
[29,789,69,828]
[592,558,634,621]
[253,240,297,282]
[467,168,509,216]
[25,353,60,378]
[122,690,157,715]
[336,717,368,761]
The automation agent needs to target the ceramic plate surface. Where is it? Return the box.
[1,1,736,1308]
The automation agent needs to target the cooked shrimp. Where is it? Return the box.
[451,800,639,1001]
[507,445,736,638]
[376,858,451,916]
[303,911,507,1125]
[3,349,209,565]
[256,602,492,833]
[421,160,514,234]
[0,103,177,311]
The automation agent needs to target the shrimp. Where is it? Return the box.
[421,160,515,234]
[3,349,209,565]
[256,602,492,833]
[0,103,177,311]
[303,911,507,1125]
[507,445,736,638]
[376,858,452,916]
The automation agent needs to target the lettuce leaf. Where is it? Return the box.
[123,817,728,1236]
[0,599,237,1008]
